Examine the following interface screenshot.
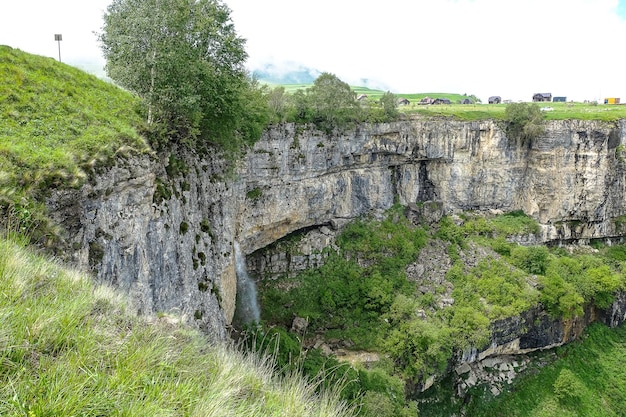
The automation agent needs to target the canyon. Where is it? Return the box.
[46,117,626,348]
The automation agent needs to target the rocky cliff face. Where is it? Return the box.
[46,118,626,339]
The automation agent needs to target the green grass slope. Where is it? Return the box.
[0,45,149,243]
[469,323,626,417]
[419,323,626,417]
[0,45,146,178]
[0,236,353,417]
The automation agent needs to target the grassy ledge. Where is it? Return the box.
[0,45,147,176]
[0,45,149,243]
[0,236,354,416]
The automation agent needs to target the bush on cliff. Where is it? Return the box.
[504,102,546,141]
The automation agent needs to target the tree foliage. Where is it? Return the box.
[379,91,399,119]
[99,0,268,150]
[307,72,361,131]
[504,102,546,141]
[263,73,403,130]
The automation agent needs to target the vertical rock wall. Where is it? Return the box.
[46,118,626,340]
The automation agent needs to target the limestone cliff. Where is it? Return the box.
[46,118,626,339]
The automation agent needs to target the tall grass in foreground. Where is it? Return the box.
[0,237,354,417]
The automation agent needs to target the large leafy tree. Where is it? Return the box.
[307,72,360,130]
[99,0,262,149]
[379,91,399,119]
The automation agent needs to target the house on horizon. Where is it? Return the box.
[419,97,435,105]
[553,96,567,102]
[533,93,552,102]
[397,97,410,106]
[488,96,501,104]
[433,98,451,105]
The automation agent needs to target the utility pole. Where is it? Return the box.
[54,34,62,62]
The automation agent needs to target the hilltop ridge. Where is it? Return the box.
[0,45,148,243]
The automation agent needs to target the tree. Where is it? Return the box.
[504,102,546,141]
[307,72,360,130]
[99,0,262,149]
[267,86,288,123]
[379,91,399,120]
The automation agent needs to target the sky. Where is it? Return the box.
[1,0,625,103]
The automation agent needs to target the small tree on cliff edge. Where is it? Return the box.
[379,91,399,120]
[99,0,267,150]
[504,102,546,142]
[307,72,360,131]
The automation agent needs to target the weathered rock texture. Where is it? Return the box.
[448,292,626,397]
[46,118,626,340]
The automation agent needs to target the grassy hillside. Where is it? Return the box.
[0,45,146,177]
[0,236,353,416]
[419,322,626,417]
[0,45,148,243]
[468,322,626,417]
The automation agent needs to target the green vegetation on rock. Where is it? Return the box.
[255,207,626,416]
[0,45,148,244]
[504,102,546,141]
[460,323,626,417]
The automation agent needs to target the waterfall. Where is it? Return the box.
[233,242,260,325]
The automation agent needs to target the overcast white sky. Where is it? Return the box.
[1,0,625,102]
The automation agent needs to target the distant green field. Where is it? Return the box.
[273,83,471,102]
[404,101,626,121]
[267,83,626,122]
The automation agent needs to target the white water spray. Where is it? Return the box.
[233,242,260,324]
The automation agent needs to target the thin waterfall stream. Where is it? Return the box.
[233,242,260,325]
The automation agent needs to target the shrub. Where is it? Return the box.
[539,272,585,318]
[586,265,622,309]
[504,102,546,141]
[553,368,586,404]
[604,244,626,261]
[246,187,263,201]
[510,245,550,275]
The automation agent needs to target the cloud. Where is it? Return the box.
[226,0,626,102]
[0,1,109,69]
[1,1,623,103]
